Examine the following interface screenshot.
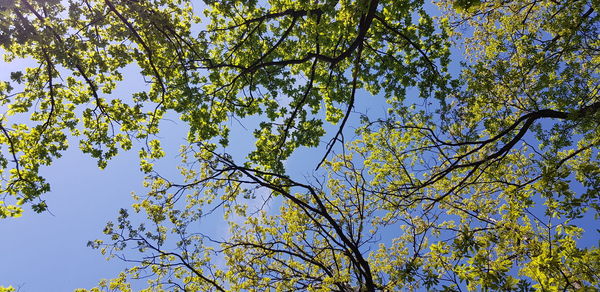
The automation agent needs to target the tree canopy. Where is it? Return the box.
[1,0,599,291]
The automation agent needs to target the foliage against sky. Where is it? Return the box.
[0,0,599,291]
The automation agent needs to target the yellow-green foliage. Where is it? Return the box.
[1,0,598,291]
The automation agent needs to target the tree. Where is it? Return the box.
[1,0,599,291]
[0,0,448,217]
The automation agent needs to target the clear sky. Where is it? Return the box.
[0,143,145,290]
[0,55,192,290]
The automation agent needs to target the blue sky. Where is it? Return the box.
[0,145,143,290]
[0,55,190,290]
